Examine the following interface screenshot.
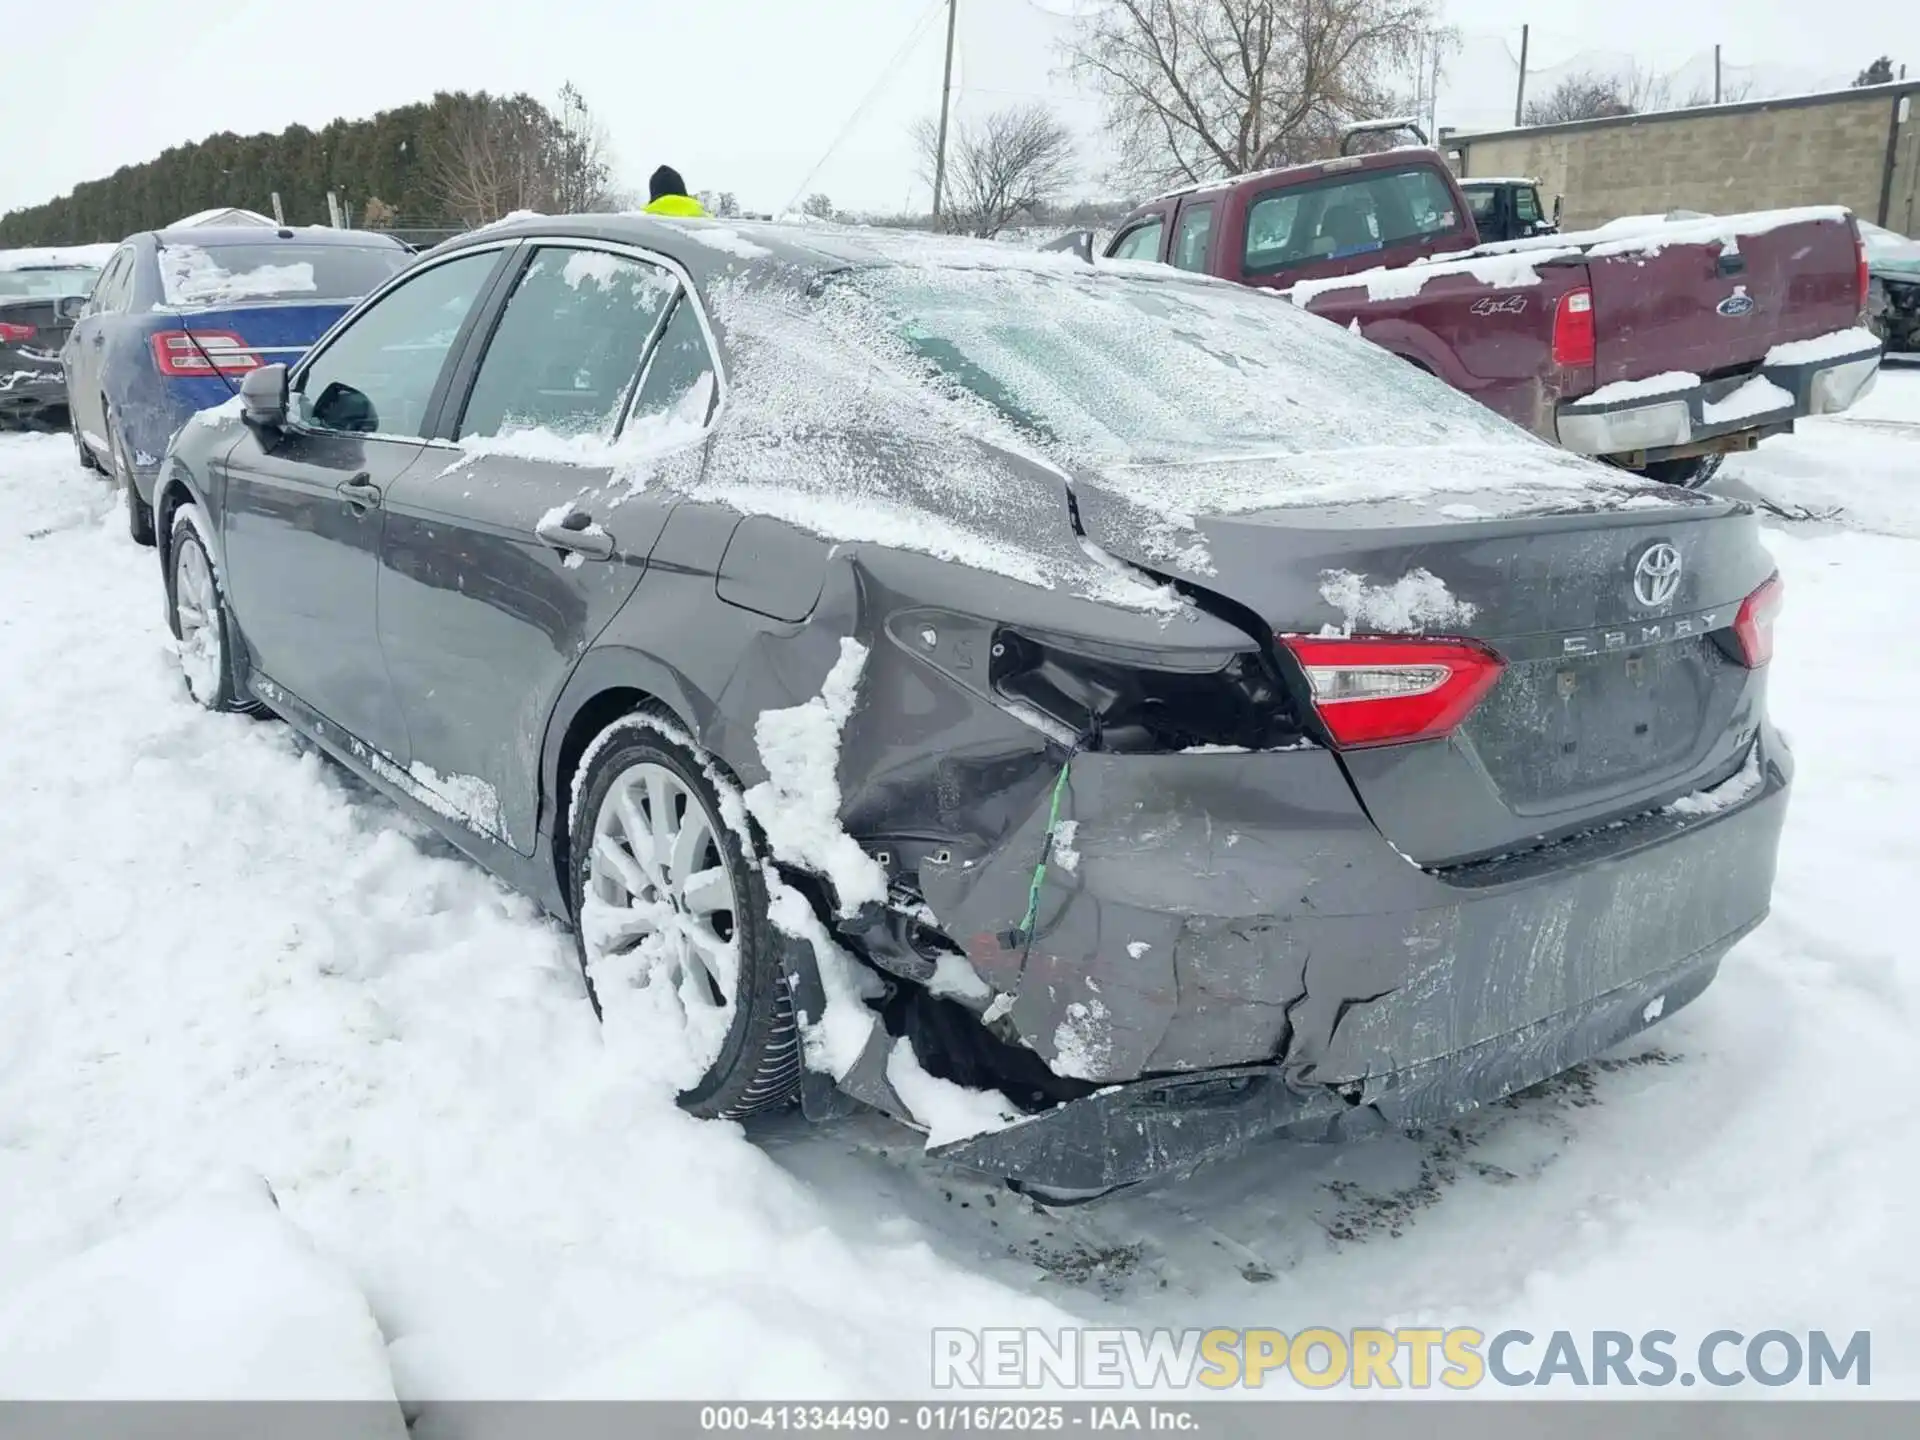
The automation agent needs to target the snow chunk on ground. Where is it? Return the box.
[1703,375,1794,426]
[744,638,888,917]
[1765,327,1883,366]
[927,951,994,1005]
[159,245,316,308]
[1583,371,1701,404]
[885,1038,1024,1146]
[0,1178,400,1407]
[1319,567,1476,634]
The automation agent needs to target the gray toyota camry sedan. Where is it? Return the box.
[150,213,1790,1199]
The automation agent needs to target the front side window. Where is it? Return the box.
[1464,188,1498,223]
[1172,204,1215,272]
[296,250,499,436]
[458,246,678,441]
[1243,166,1463,274]
[1108,219,1165,263]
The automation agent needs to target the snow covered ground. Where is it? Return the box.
[1,369,1918,1404]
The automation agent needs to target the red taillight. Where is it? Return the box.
[1733,574,1784,668]
[0,320,35,344]
[150,329,262,377]
[1281,635,1506,748]
[1857,236,1871,314]
[1552,286,1595,368]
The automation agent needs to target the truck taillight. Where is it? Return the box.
[150,330,262,377]
[1552,287,1595,368]
[1733,574,1783,668]
[0,321,35,344]
[1280,635,1506,748]
[1857,236,1871,314]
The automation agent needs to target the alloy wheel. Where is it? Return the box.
[173,537,224,704]
[581,759,743,1068]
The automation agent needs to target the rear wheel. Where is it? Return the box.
[107,411,155,545]
[569,719,801,1119]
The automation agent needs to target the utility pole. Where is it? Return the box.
[931,0,958,222]
[1514,25,1530,126]
[1714,45,1723,104]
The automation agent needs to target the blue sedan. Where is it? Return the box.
[63,225,413,543]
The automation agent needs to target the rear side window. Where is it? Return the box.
[1109,219,1165,262]
[297,250,499,436]
[458,246,679,441]
[1243,166,1463,274]
[89,248,135,314]
[1172,204,1215,272]
[629,296,718,432]
[157,242,409,308]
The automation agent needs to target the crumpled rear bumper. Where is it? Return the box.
[0,363,68,426]
[1555,342,1881,459]
[918,733,1791,1194]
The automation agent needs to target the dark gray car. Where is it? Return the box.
[0,252,105,429]
[149,214,1792,1198]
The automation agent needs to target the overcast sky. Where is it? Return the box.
[2,0,1907,224]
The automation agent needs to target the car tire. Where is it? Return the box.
[1641,454,1725,489]
[568,717,801,1120]
[107,410,156,546]
[165,505,250,713]
[72,419,104,474]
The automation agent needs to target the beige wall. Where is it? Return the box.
[1454,89,1916,232]
[1891,97,1919,236]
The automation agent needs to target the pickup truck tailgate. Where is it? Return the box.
[1587,212,1862,387]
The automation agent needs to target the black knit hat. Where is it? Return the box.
[649,165,688,202]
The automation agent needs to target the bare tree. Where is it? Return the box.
[801,193,838,221]
[431,94,557,226]
[551,82,617,213]
[1620,62,1674,114]
[1523,70,1634,125]
[699,190,741,217]
[912,103,1076,237]
[1064,0,1438,188]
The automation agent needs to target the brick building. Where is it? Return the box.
[1442,81,1920,234]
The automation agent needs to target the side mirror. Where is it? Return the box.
[56,295,87,323]
[1040,228,1095,265]
[240,363,289,430]
[1552,194,1565,226]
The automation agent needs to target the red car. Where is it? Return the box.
[1106,150,1881,485]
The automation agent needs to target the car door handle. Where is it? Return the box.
[535,507,615,560]
[337,474,383,510]
[90,333,103,348]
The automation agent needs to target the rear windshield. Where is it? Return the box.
[158,242,409,308]
[1243,165,1462,274]
[839,263,1514,467]
[0,266,99,300]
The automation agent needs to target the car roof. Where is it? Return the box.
[421,212,1221,289]
[151,225,403,249]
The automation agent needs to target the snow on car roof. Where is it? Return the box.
[0,243,116,271]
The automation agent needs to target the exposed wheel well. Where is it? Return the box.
[154,477,195,571]
[550,687,666,902]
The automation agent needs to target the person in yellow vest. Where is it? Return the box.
[643,166,708,218]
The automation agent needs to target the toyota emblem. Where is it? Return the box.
[1633,543,1684,607]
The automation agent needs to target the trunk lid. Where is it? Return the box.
[1575,212,1863,389]
[1074,474,1775,867]
[159,300,356,390]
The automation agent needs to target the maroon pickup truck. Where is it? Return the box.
[1104,150,1882,484]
